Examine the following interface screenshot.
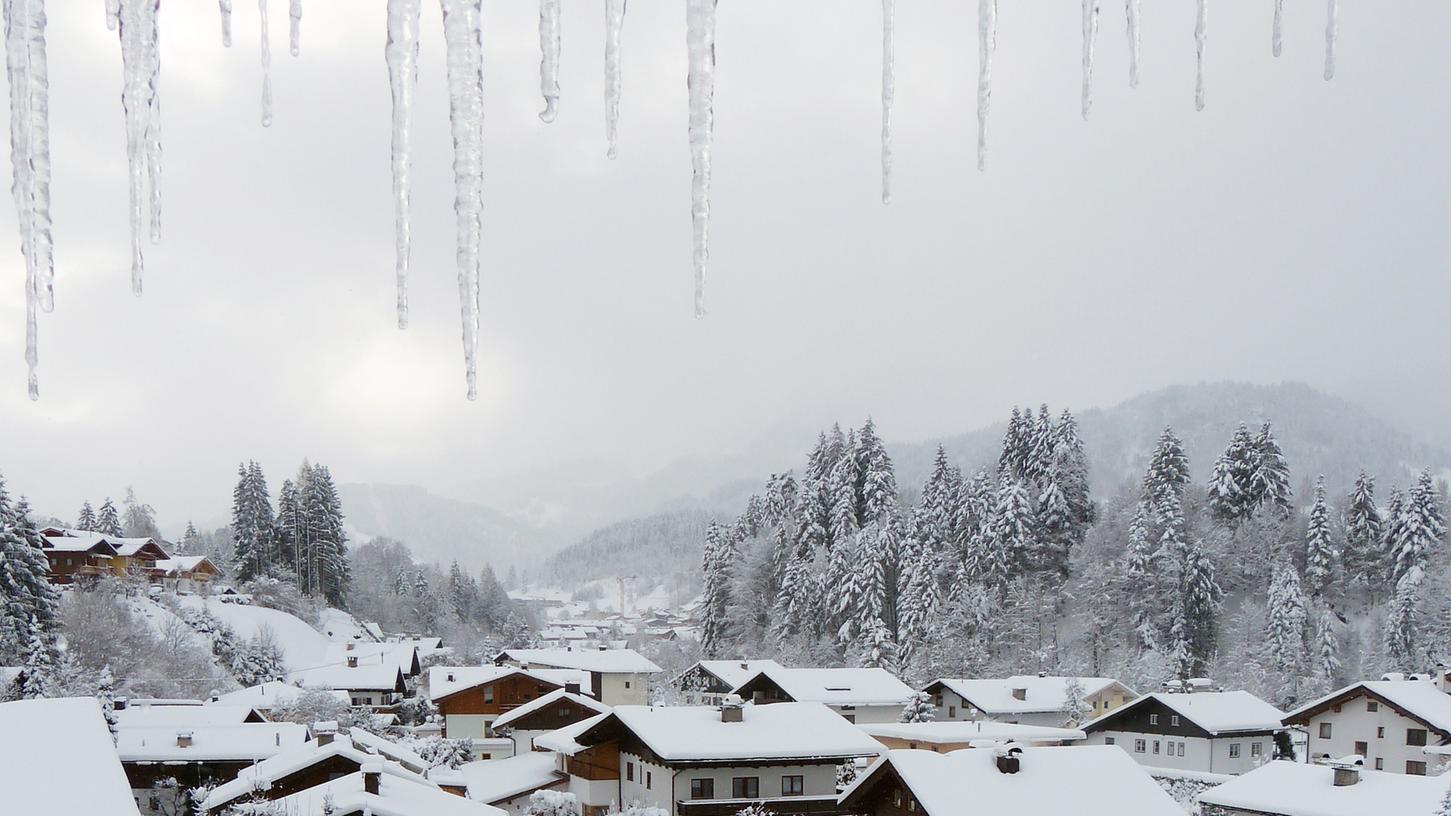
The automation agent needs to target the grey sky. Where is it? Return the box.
[0,1,1447,532]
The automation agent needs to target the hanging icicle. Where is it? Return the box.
[1272,0,1284,57]
[218,0,232,47]
[1081,0,1099,120]
[880,0,894,204]
[438,0,485,400]
[116,0,161,297]
[538,0,560,123]
[686,0,715,319]
[259,0,272,127]
[1194,0,1207,111]
[5,0,54,399]
[976,0,996,171]
[1125,0,1140,87]
[386,0,421,330]
[1323,0,1337,80]
[289,0,301,57]
[603,0,625,158]
[106,0,119,31]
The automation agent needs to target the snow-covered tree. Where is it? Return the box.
[1061,676,1090,727]
[735,806,774,816]
[1313,607,1342,689]
[95,497,124,537]
[1303,476,1335,598]
[0,486,61,665]
[856,617,898,672]
[990,477,1035,580]
[122,487,162,539]
[1251,422,1294,516]
[1341,472,1382,591]
[1266,565,1308,695]
[19,616,59,698]
[1143,426,1191,509]
[899,690,935,723]
[1390,471,1445,588]
[700,521,738,657]
[1384,566,1423,674]
[231,462,275,583]
[1125,503,1157,654]
[75,501,97,531]
[526,790,581,816]
[97,664,119,743]
[1207,423,1256,523]
[411,736,474,770]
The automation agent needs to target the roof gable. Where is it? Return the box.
[1283,681,1451,736]
[1083,691,1284,736]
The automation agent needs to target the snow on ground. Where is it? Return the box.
[318,607,378,643]
[126,594,196,640]
[177,596,330,672]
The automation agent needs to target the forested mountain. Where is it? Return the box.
[536,510,713,601]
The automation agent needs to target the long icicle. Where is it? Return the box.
[259,0,272,127]
[289,0,301,56]
[1272,0,1283,57]
[1323,0,1337,80]
[686,0,715,319]
[1194,0,1207,111]
[146,1,160,246]
[976,0,996,171]
[881,0,894,204]
[1081,0,1099,120]
[439,0,485,400]
[117,0,160,296]
[603,0,625,158]
[4,0,53,397]
[538,0,560,123]
[1125,0,1139,87]
[218,0,231,47]
[386,0,421,330]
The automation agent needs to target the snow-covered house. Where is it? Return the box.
[115,700,267,727]
[116,721,310,812]
[288,662,409,709]
[1197,754,1451,816]
[489,687,612,754]
[533,701,882,816]
[1282,679,1451,775]
[674,659,784,706]
[454,752,569,815]
[837,746,1182,816]
[324,640,424,679]
[34,529,120,583]
[153,555,222,592]
[429,665,589,757]
[858,720,1086,752]
[922,675,1137,727]
[731,666,916,724]
[494,647,661,706]
[249,765,506,816]
[0,697,141,816]
[1080,690,1286,775]
[207,680,351,713]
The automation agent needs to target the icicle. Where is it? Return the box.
[385,0,421,330]
[289,0,301,57]
[1323,0,1337,80]
[537,0,560,123]
[880,0,894,204]
[1194,0,1207,111]
[106,0,120,31]
[218,0,231,47]
[259,0,272,127]
[1125,0,1140,87]
[1081,0,1099,120]
[603,0,625,159]
[146,3,160,245]
[4,0,53,396]
[438,0,485,400]
[116,0,161,296]
[976,0,996,172]
[1272,0,1283,57]
[686,0,715,319]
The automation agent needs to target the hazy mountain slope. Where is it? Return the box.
[536,510,712,600]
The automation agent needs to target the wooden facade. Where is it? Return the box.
[203,753,365,813]
[567,742,622,781]
[500,695,603,732]
[435,672,563,718]
[836,762,920,816]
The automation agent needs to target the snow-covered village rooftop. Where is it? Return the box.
[1284,679,1451,736]
[733,665,916,706]
[426,665,591,703]
[203,732,431,812]
[256,768,506,816]
[491,687,611,731]
[928,675,1134,714]
[860,719,1088,746]
[454,751,566,805]
[1084,690,1287,735]
[687,658,785,689]
[0,698,140,816]
[1198,757,1451,816]
[116,721,311,762]
[495,646,662,674]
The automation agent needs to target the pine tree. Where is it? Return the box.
[75,501,96,531]
[999,407,1027,480]
[1383,567,1423,674]
[1143,426,1191,508]
[121,487,162,539]
[1207,423,1256,523]
[856,617,898,672]
[826,442,859,547]
[1381,487,1407,590]
[179,521,201,555]
[899,690,935,723]
[1023,405,1056,486]
[19,616,58,698]
[231,462,275,583]
[1051,409,1094,535]
[1180,538,1223,674]
[448,561,476,622]
[1251,422,1294,516]
[95,498,123,537]
[1391,471,1445,588]
[854,418,898,527]
[1125,503,1158,654]
[0,486,62,665]
[1342,472,1382,591]
[832,535,868,646]
[1313,607,1342,689]
[1437,784,1451,816]
[990,477,1036,580]
[1061,676,1090,727]
[1303,476,1335,598]
[700,522,738,657]
[1266,565,1309,694]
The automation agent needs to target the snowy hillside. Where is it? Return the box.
[176,596,331,673]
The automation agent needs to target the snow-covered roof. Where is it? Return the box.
[348,727,428,772]
[735,666,916,706]
[256,769,506,816]
[840,747,1180,816]
[208,681,351,709]
[116,722,310,762]
[288,663,406,692]
[427,665,589,703]
[688,659,785,689]
[533,711,612,756]
[203,734,430,811]
[859,720,1087,746]
[458,752,566,803]
[1283,680,1451,735]
[497,647,662,674]
[1198,758,1451,816]
[154,555,218,575]
[928,676,1133,715]
[322,642,421,675]
[561,702,884,763]
[116,702,264,728]
[491,688,612,731]
[39,530,119,553]
[1084,691,1285,736]
[109,537,170,558]
[0,697,140,816]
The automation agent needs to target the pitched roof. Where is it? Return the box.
[533,711,612,756]
[688,659,785,689]
[208,681,350,709]
[1198,758,1451,816]
[491,689,611,731]
[116,722,310,762]
[1083,691,1285,736]
[497,647,662,674]
[427,666,588,703]
[115,702,265,728]
[288,663,406,692]
[734,666,916,706]
[109,537,171,559]
[927,676,1133,715]
[859,720,1087,746]
[0,697,140,816]
[840,747,1180,816]
[559,702,884,763]
[154,555,219,575]
[322,642,422,675]
[457,752,566,803]
[39,530,119,554]
[202,734,430,810]
[1283,680,1451,735]
[259,769,506,816]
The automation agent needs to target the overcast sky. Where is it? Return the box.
[0,0,1447,531]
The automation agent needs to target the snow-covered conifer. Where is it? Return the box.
[76,500,97,531]
[990,476,1035,579]
[856,616,898,672]
[1250,422,1293,515]
[1391,471,1445,588]
[1207,423,1256,523]
[1061,676,1090,727]
[1341,472,1382,589]
[95,497,124,537]
[1303,475,1335,598]
[1266,565,1308,682]
[700,521,738,657]
[97,664,119,743]
[1383,566,1423,673]
[899,690,935,723]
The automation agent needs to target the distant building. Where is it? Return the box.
[494,648,661,706]
[287,663,408,711]
[251,766,505,816]
[1282,679,1451,775]
[674,659,784,706]
[731,666,916,724]
[116,721,310,814]
[1080,690,1286,775]
[922,675,1137,727]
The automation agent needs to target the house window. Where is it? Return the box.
[1171,715,1180,727]
[625,681,632,689]
[626,762,634,782]
[690,779,714,800]
[1378,727,1385,738]
[1229,743,1241,758]
[1150,714,1160,725]
[1368,701,1379,712]
[1251,742,1263,757]
[1134,739,1146,753]
[484,687,494,704]
[1319,723,1332,739]
[1354,741,1368,756]
[1105,737,1116,746]
[1408,729,1428,747]
[1178,742,1186,757]
[1153,741,1160,755]
[1375,758,1384,770]
[732,777,759,799]
[948,706,957,718]
[559,707,571,718]
[782,775,804,796]
[1408,761,1428,776]
[645,772,651,789]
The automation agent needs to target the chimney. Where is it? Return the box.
[362,763,383,795]
[565,682,581,695]
[114,696,129,711]
[446,672,455,683]
[347,656,359,668]
[1011,687,1027,701]
[740,662,749,670]
[175,730,194,748]
[995,746,1023,775]
[1037,671,1048,678]
[346,642,355,651]
[315,721,338,746]
[721,695,744,723]
[1329,756,1364,787]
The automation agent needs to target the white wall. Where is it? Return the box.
[834,704,902,724]
[619,751,674,812]
[598,672,650,706]
[445,713,490,740]
[1303,695,1441,774]
[669,760,838,813]
[1085,730,1270,775]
